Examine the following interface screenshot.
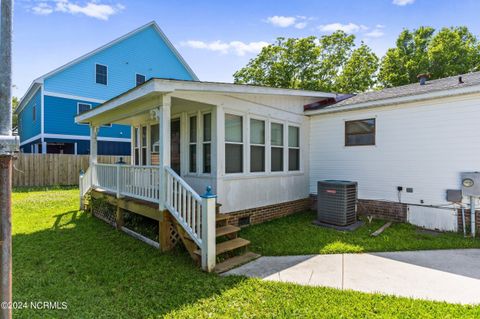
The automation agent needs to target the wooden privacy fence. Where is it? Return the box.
[13,154,131,187]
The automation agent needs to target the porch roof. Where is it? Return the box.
[75,78,336,125]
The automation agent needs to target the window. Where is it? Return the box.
[150,124,159,165]
[136,74,146,86]
[271,122,284,172]
[203,113,212,173]
[134,127,140,165]
[345,118,375,146]
[250,119,265,172]
[141,126,147,165]
[225,114,243,174]
[32,104,36,122]
[95,64,108,85]
[77,103,92,115]
[189,116,197,173]
[288,126,300,171]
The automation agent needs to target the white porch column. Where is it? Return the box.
[90,125,99,166]
[158,95,171,209]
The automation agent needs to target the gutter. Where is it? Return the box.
[304,84,480,116]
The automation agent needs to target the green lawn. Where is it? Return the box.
[12,187,480,318]
[240,211,480,256]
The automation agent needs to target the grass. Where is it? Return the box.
[12,187,480,318]
[240,211,480,256]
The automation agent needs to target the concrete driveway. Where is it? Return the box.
[224,249,480,305]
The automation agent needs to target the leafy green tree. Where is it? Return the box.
[379,26,480,87]
[12,96,19,130]
[234,31,378,93]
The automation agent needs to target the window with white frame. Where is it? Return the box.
[250,118,265,172]
[271,122,284,172]
[77,103,92,121]
[95,64,108,85]
[225,114,243,174]
[136,74,146,86]
[189,115,197,173]
[203,113,212,173]
[150,124,159,165]
[134,127,140,165]
[141,126,147,166]
[288,126,300,171]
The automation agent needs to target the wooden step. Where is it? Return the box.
[216,225,240,237]
[194,238,250,256]
[214,252,261,274]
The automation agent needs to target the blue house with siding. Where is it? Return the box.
[17,21,197,154]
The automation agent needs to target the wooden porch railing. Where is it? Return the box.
[80,163,216,271]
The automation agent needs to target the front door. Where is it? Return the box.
[171,119,181,175]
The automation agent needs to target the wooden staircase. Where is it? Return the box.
[173,213,260,273]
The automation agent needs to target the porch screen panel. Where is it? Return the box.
[189,116,197,173]
[250,119,265,172]
[203,113,212,173]
[150,124,159,166]
[141,126,147,166]
[271,123,284,172]
[225,114,243,173]
[134,127,140,166]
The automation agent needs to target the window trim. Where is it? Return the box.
[288,125,300,172]
[270,120,285,173]
[249,117,266,173]
[77,102,92,125]
[224,112,244,175]
[95,63,108,85]
[188,114,198,173]
[344,118,376,147]
[135,73,146,86]
[202,112,212,174]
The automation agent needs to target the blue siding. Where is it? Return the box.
[20,138,41,154]
[44,95,131,138]
[44,25,194,100]
[19,88,41,141]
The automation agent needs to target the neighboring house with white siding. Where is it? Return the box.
[75,67,480,271]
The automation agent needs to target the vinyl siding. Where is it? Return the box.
[18,88,42,141]
[44,26,194,101]
[44,95,131,138]
[309,93,480,207]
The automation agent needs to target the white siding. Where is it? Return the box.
[309,93,480,208]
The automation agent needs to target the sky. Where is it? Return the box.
[12,0,480,98]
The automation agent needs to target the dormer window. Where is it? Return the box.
[95,64,108,85]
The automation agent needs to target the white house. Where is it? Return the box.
[76,72,480,271]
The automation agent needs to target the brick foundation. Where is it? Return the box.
[309,195,407,223]
[226,198,311,227]
[457,209,480,234]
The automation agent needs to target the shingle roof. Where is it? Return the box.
[326,71,480,110]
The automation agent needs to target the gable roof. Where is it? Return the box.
[306,71,480,115]
[17,21,198,114]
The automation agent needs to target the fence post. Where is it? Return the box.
[201,186,216,272]
[79,170,85,210]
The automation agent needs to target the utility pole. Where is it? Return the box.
[0,0,17,318]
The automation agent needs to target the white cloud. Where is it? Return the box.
[364,29,385,38]
[318,23,368,34]
[32,3,54,15]
[181,40,269,56]
[265,15,312,29]
[31,0,125,20]
[266,15,296,28]
[392,0,415,6]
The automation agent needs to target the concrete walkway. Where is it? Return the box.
[224,249,480,305]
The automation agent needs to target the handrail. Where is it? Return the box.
[164,166,202,202]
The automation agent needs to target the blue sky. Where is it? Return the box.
[13,0,480,98]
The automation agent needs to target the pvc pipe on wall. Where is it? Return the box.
[471,196,476,238]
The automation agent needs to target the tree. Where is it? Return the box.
[234,31,379,93]
[11,96,18,130]
[379,26,480,87]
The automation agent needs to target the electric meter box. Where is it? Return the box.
[461,172,480,197]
